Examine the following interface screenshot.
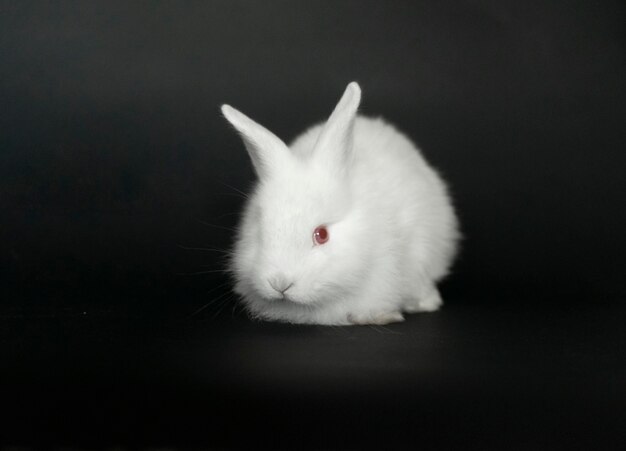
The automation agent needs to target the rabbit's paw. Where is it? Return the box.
[347,311,404,325]
[404,287,442,313]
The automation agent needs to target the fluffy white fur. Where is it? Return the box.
[221,82,460,325]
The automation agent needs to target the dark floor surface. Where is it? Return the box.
[1,288,625,450]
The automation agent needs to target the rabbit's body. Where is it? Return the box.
[223,83,459,325]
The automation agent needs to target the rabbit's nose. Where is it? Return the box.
[268,275,294,296]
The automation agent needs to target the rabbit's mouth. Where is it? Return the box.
[274,292,305,305]
[263,290,298,304]
[265,291,314,307]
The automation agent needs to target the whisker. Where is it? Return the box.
[189,289,232,317]
[215,211,241,220]
[368,324,384,334]
[176,269,230,276]
[231,298,239,317]
[205,279,234,297]
[186,280,233,318]
[178,245,232,255]
[231,301,246,318]
[374,324,402,335]
[221,192,250,201]
[212,293,235,319]
[195,218,238,233]
[201,263,233,268]
[219,181,250,200]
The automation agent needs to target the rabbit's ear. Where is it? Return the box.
[313,82,361,168]
[222,104,290,179]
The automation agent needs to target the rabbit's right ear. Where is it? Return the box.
[313,82,361,170]
[221,105,291,179]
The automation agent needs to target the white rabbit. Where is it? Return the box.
[221,82,460,325]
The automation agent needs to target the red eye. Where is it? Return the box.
[313,225,329,245]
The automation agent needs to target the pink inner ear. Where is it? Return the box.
[313,226,329,245]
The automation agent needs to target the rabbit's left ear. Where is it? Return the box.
[221,104,291,179]
[313,82,361,169]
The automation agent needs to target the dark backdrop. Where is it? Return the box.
[1,1,626,449]
[2,0,625,304]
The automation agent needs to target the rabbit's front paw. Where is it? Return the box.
[347,311,404,325]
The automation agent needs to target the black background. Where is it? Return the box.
[1,1,625,449]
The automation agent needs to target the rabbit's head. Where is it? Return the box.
[222,83,372,307]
